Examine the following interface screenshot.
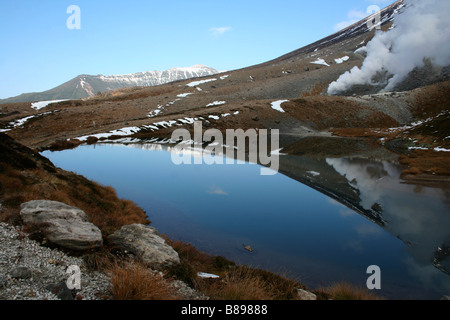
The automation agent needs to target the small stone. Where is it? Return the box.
[244,245,254,252]
[297,288,317,300]
[0,275,8,288]
[46,282,74,300]
[11,266,33,279]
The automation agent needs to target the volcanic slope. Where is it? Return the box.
[1,0,448,181]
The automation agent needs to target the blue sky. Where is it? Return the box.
[0,0,397,99]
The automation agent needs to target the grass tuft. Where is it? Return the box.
[317,281,384,300]
[109,262,180,300]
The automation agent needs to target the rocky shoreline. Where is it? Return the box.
[0,222,110,300]
[0,201,207,300]
[0,198,322,301]
[0,132,320,301]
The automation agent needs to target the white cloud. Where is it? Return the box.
[210,26,232,36]
[334,9,368,31]
[207,186,228,195]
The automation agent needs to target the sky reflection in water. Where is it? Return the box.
[42,142,450,299]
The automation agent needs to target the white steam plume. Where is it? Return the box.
[328,0,450,95]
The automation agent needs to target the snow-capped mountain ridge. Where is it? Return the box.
[97,65,218,87]
[0,65,218,104]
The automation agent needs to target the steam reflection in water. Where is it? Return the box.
[42,141,450,299]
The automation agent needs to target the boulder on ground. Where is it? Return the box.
[297,288,317,300]
[20,200,103,251]
[108,224,180,269]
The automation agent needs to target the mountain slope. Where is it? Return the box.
[247,0,404,70]
[0,65,218,104]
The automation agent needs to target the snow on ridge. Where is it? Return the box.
[434,147,450,152]
[76,127,142,141]
[31,99,67,111]
[177,93,194,98]
[206,101,226,107]
[186,78,217,87]
[76,110,242,141]
[334,56,349,64]
[271,100,289,113]
[0,111,54,132]
[169,64,218,74]
[96,65,218,87]
[311,58,330,67]
[148,92,194,118]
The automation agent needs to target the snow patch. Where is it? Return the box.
[77,127,141,141]
[334,56,350,64]
[186,78,217,87]
[1,111,54,132]
[434,147,450,152]
[311,58,330,67]
[206,101,226,107]
[270,148,287,156]
[147,109,162,118]
[31,100,67,111]
[75,110,242,141]
[177,93,193,98]
[271,100,289,113]
[197,272,219,279]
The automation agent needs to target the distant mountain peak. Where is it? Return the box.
[0,65,218,104]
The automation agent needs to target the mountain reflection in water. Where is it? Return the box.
[42,139,450,299]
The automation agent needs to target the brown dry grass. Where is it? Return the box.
[411,81,450,119]
[94,85,176,102]
[203,267,275,300]
[203,266,301,301]
[109,262,180,300]
[301,82,328,98]
[316,282,384,300]
[399,150,450,176]
[284,96,399,131]
[0,163,149,236]
[165,239,303,300]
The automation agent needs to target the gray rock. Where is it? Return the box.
[108,224,180,269]
[297,288,317,300]
[11,266,33,279]
[20,200,103,251]
[0,276,7,288]
[46,282,74,300]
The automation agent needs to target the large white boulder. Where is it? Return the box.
[20,200,103,251]
[108,224,180,269]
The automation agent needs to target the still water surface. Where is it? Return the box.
[42,142,450,300]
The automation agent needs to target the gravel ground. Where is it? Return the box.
[0,222,207,300]
[0,222,111,300]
